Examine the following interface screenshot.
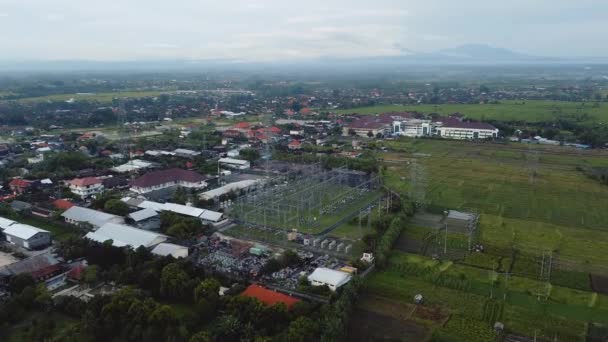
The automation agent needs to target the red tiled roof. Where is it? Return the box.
[131,168,205,188]
[223,129,243,137]
[68,265,85,280]
[288,140,301,146]
[53,199,75,210]
[30,264,63,280]
[347,112,418,130]
[233,122,251,129]
[241,285,300,309]
[9,179,32,188]
[69,177,102,187]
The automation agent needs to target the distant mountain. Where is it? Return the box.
[435,44,538,61]
[0,44,604,74]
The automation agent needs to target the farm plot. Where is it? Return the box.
[336,100,608,123]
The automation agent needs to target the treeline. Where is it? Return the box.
[1,240,322,341]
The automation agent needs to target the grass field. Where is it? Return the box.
[363,251,608,340]
[336,100,608,123]
[354,138,608,340]
[9,91,164,103]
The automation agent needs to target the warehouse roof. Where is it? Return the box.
[111,159,155,173]
[3,224,49,240]
[130,168,205,188]
[0,252,59,277]
[447,210,476,221]
[241,284,300,309]
[128,208,159,222]
[199,179,261,200]
[62,206,124,227]
[218,158,249,165]
[129,198,223,222]
[0,217,16,230]
[151,243,189,258]
[307,268,352,288]
[85,223,167,248]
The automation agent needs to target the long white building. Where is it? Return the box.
[435,118,499,140]
[391,116,498,140]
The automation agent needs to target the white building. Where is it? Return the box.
[68,177,104,199]
[307,267,352,291]
[218,158,250,170]
[392,119,432,137]
[3,223,51,249]
[435,119,498,140]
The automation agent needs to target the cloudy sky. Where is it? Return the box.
[0,0,606,61]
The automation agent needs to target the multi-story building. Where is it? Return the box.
[392,119,432,137]
[68,177,104,199]
[435,118,499,140]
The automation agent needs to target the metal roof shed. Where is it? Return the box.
[307,267,352,291]
[85,223,167,249]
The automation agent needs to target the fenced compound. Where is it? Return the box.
[230,165,382,234]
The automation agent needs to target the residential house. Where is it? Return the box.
[9,178,32,194]
[68,177,104,199]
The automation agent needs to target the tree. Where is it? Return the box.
[83,265,99,284]
[286,316,320,342]
[367,130,374,138]
[104,199,129,216]
[194,278,221,319]
[160,263,190,299]
[9,273,35,294]
[239,148,261,162]
[190,331,212,342]
[173,187,188,205]
[214,315,243,341]
[194,278,221,303]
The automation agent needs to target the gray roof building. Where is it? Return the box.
[84,223,167,249]
[61,206,124,228]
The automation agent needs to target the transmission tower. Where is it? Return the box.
[408,161,429,208]
[262,112,275,179]
[116,98,130,161]
[526,146,540,184]
[536,250,553,300]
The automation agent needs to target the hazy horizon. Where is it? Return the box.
[1,0,607,62]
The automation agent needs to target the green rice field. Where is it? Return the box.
[336,100,608,123]
[352,138,608,341]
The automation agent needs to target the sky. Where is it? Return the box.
[0,0,607,61]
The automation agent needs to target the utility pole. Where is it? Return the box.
[443,210,449,255]
[444,223,448,255]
